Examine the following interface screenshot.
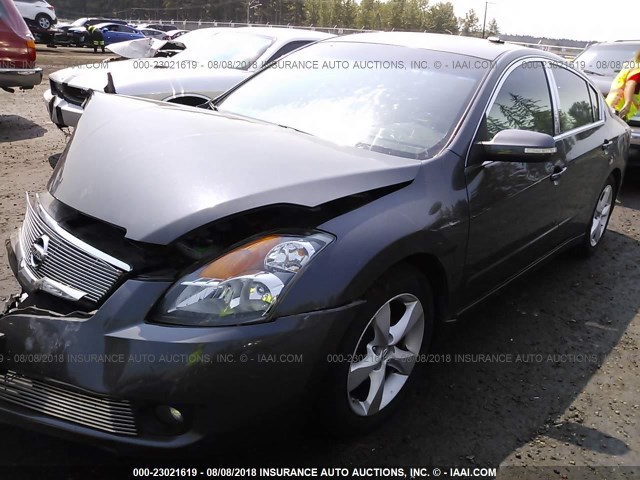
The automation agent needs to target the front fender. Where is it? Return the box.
[274,151,469,319]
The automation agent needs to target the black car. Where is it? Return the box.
[0,32,629,450]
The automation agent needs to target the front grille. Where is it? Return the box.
[0,370,137,436]
[20,196,129,303]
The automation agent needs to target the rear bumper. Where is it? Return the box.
[0,68,42,89]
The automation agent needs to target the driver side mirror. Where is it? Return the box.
[479,129,557,163]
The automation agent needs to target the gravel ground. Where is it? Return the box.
[0,47,639,479]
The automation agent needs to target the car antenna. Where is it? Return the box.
[104,72,117,94]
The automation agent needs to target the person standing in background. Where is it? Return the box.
[606,50,640,121]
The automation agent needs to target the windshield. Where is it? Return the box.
[575,44,640,77]
[171,32,274,70]
[218,41,487,159]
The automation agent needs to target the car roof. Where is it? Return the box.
[329,32,547,61]
[234,26,334,41]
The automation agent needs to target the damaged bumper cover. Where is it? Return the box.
[0,235,356,450]
[44,88,83,128]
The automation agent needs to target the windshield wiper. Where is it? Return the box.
[583,69,606,77]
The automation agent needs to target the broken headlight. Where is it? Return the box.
[153,232,333,327]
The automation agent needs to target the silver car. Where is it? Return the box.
[43,27,333,127]
[575,40,640,158]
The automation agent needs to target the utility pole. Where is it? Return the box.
[482,2,495,38]
[246,0,260,23]
[482,2,488,38]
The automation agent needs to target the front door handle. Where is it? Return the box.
[550,166,567,182]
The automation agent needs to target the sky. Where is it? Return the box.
[447,0,631,42]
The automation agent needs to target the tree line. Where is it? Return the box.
[54,0,500,36]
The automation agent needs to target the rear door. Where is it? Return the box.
[463,60,567,304]
[547,65,612,240]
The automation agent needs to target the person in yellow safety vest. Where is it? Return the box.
[86,25,105,54]
[605,50,640,122]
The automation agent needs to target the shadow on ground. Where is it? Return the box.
[0,115,46,143]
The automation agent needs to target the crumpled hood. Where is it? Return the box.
[106,37,174,59]
[48,93,421,245]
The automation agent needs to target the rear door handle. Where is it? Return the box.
[602,139,613,151]
[550,166,567,182]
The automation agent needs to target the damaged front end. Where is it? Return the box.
[0,184,391,449]
[106,37,186,59]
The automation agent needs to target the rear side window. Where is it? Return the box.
[486,62,554,140]
[588,85,601,122]
[266,41,312,64]
[553,67,595,132]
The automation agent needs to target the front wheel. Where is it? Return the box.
[577,174,617,256]
[35,14,52,30]
[317,264,434,435]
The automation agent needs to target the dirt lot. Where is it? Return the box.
[0,47,639,478]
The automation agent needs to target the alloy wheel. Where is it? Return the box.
[590,184,613,247]
[347,293,425,416]
[38,17,51,29]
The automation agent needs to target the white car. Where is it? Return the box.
[137,27,169,40]
[166,29,188,40]
[44,27,334,128]
[13,0,56,29]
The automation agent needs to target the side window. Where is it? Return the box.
[553,67,595,132]
[266,41,312,64]
[486,62,553,140]
[588,85,601,122]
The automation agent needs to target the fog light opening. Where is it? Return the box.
[156,405,184,426]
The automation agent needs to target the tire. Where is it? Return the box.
[577,174,617,256]
[317,264,434,436]
[35,14,52,30]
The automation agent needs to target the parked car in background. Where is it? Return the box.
[104,27,231,60]
[575,40,640,162]
[136,22,178,33]
[45,27,333,126]
[91,22,145,45]
[1,0,42,92]
[54,17,128,46]
[137,27,168,40]
[13,0,55,29]
[166,29,187,40]
[1,32,629,449]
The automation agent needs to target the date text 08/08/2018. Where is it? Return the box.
[131,467,498,478]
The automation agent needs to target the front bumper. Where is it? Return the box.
[43,88,83,127]
[1,229,357,450]
[0,68,43,90]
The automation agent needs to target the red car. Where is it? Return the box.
[0,0,42,91]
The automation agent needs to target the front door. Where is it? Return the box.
[463,61,567,305]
